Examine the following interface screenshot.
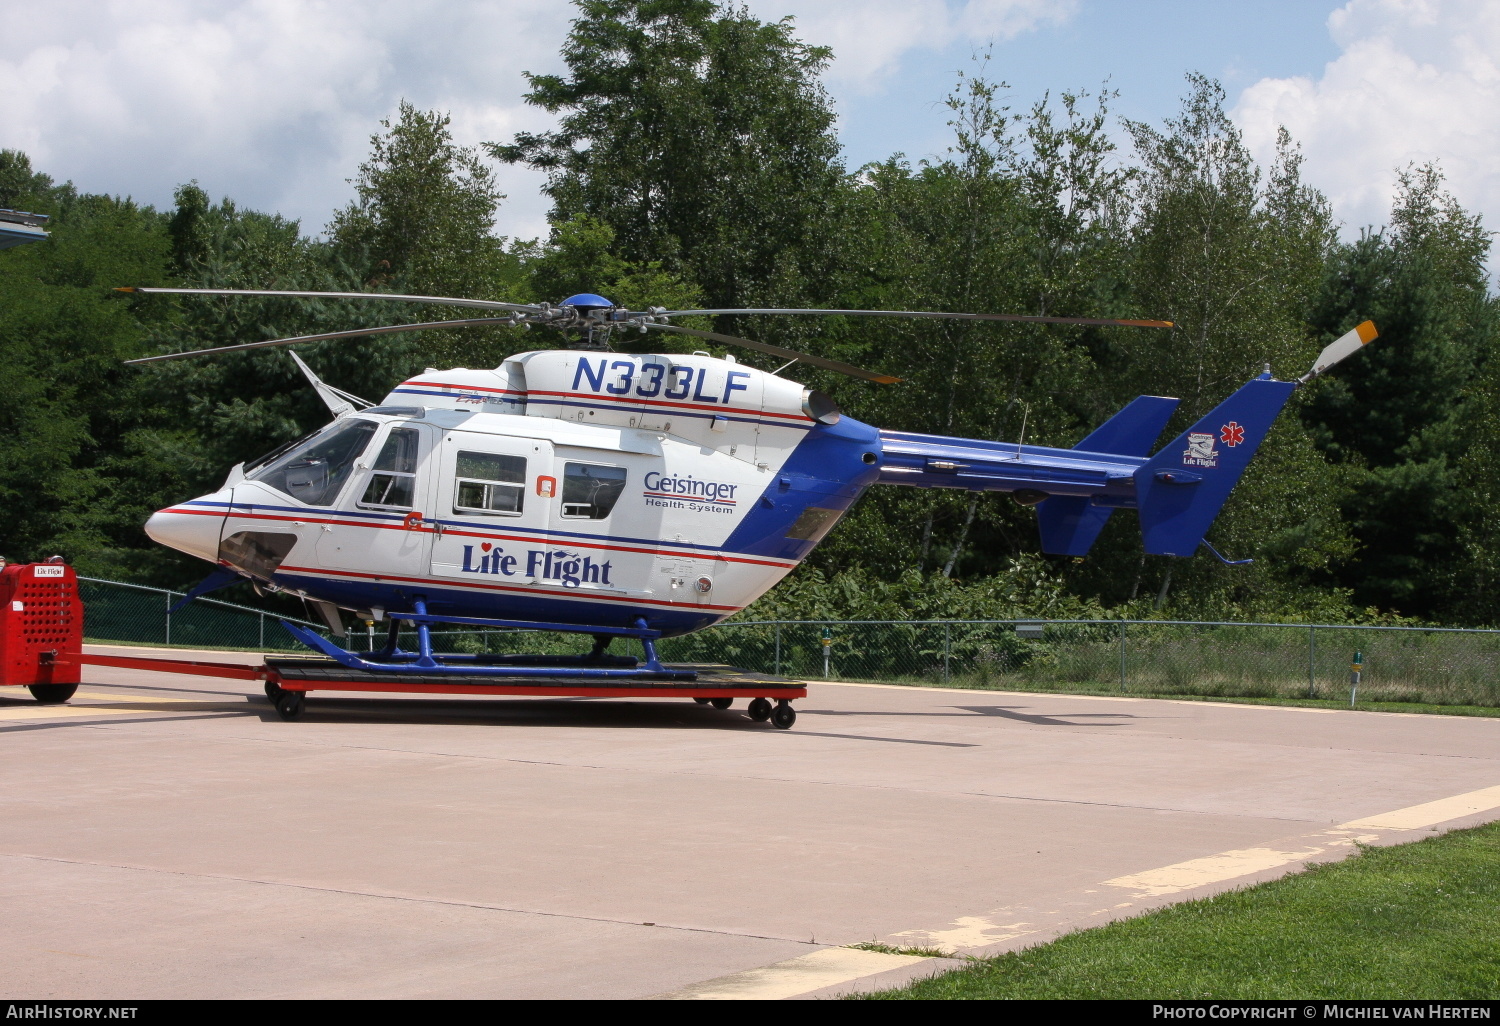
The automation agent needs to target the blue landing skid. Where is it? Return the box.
[279,600,696,680]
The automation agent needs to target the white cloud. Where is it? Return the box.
[0,1,1066,243]
[755,0,1075,92]
[0,0,570,240]
[1235,0,1500,236]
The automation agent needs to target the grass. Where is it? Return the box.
[858,822,1500,1000]
[847,942,956,959]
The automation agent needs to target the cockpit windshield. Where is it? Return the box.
[248,419,378,506]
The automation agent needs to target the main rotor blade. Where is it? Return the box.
[641,322,900,384]
[115,286,542,315]
[658,307,1174,329]
[124,317,519,365]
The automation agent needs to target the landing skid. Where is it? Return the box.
[279,599,693,680]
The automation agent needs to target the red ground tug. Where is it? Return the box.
[0,561,83,703]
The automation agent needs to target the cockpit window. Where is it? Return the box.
[249,419,378,506]
[243,428,320,475]
[358,427,420,510]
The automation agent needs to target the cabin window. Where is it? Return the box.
[358,428,420,510]
[249,419,378,506]
[560,462,628,519]
[453,451,527,515]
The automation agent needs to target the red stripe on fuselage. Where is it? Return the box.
[401,381,811,424]
[399,380,524,396]
[525,388,813,423]
[166,506,795,569]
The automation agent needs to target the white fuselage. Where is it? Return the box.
[146,350,884,635]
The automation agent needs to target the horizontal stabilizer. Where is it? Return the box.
[1038,395,1180,556]
[1135,375,1296,557]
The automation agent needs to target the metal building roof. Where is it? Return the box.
[0,208,49,249]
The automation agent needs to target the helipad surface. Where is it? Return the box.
[1,645,1497,999]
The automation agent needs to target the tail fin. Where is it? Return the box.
[1038,396,1180,556]
[1135,374,1296,557]
[1072,395,1182,458]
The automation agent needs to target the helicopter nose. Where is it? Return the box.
[145,500,226,563]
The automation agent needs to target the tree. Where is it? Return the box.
[492,0,845,310]
[1096,75,1349,613]
[330,101,524,367]
[0,161,175,575]
[0,150,58,210]
[1303,165,1497,618]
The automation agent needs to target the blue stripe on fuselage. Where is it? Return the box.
[272,571,723,637]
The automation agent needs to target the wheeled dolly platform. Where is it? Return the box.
[80,651,807,729]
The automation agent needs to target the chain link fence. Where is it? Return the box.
[78,578,1500,708]
[659,620,1500,708]
[79,577,322,651]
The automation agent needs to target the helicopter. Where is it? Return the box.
[121,286,1377,707]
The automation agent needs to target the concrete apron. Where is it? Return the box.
[0,647,1495,999]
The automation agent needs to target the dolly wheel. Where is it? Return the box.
[265,680,285,703]
[275,691,305,721]
[747,697,773,722]
[29,683,77,705]
[771,700,796,730]
[693,697,710,705]
[709,697,733,710]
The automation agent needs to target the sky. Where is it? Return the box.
[1,0,1496,247]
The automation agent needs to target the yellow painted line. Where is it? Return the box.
[1100,786,1500,899]
[1339,783,1500,831]
[74,691,204,704]
[0,691,246,722]
[887,781,1500,954]
[651,947,927,1000]
[892,916,1033,949]
[1102,844,1336,898]
[0,704,145,722]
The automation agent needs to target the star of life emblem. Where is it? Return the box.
[1183,431,1218,468]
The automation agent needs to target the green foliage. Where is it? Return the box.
[330,101,527,368]
[738,557,1108,623]
[1303,165,1499,620]
[524,213,709,353]
[491,0,844,309]
[0,172,174,574]
[5,4,1499,627]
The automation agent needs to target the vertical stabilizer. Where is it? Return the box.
[1037,396,1180,556]
[1135,375,1296,557]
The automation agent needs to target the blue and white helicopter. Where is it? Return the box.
[124,287,1376,716]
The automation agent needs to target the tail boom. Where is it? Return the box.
[875,373,1297,559]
